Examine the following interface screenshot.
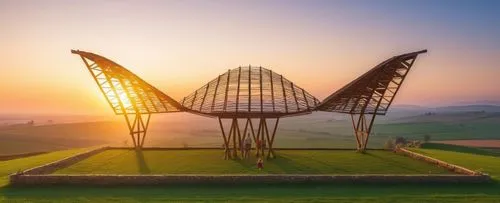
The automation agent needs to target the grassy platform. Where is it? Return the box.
[54,149,451,175]
[2,146,500,202]
[0,147,93,186]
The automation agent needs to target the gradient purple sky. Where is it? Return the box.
[1,0,499,114]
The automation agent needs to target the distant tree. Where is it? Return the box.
[423,134,431,143]
[395,137,407,146]
[384,138,395,150]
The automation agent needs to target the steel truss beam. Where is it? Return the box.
[218,117,279,160]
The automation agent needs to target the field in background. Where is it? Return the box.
[54,149,449,175]
[432,140,500,148]
[1,108,500,155]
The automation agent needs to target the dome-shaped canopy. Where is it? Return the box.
[182,66,320,118]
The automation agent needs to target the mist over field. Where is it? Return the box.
[2,104,500,155]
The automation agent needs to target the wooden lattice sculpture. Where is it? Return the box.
[72,49,427,155]
[182,66,320,159]
[71,50,183,148]
[316,50,427,151]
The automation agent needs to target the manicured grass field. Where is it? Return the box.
[54,149,450,175]
[1,182,500,203]
[2,146,500,202]
[0,147,93,186]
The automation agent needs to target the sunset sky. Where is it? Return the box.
[1,0,499,115]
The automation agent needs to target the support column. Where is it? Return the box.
[218,117,280,160]
[350,113,377,152]
[266,118,279,159]
[255,118,279,159]
[124,113,151,149]
[218,118,243,159]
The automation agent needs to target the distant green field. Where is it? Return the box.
[2,111,500,155]
[55,149,450,175]
[411,148,500,179]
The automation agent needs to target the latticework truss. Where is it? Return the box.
[71,50,183,148]
[181,66,319,159]
[72,49,427,154]
[182,66,320,118]
[316,50,427,151]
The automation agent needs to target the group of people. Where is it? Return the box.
[236,133,266,170]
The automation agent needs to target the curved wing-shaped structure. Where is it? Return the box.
[316,50,427,115]
[181,66,320,118]
[71,50,183,115]
[316,50,427,151]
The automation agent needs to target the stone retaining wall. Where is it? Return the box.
[9,174,491,186]
[19,146,109,175]
[108,147,385,150]
[396,148,479,175]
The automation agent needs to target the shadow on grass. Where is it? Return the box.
[271,153,320,174]
[422,143,500,157]
[135,150,150,174]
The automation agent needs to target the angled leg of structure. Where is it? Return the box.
[232,118,239,159]
[227,119,234,159]
[266,118,279,159]
[241,119,248,155]
[124,113,151,149]
[254,119,263,157]
[259,118,266,158]
[235,118,242,158]
[218,118,230,160]
[350,113,377,152]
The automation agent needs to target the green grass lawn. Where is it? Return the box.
[54,149,450,175]
[2,147,500,202]
[1,182,500,202]
[0,147,94,186]
[411,147,500,179]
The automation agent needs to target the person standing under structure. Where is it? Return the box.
[244,134,252,159]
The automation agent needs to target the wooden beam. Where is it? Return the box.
[280,75,288,113]
[248,67,251,112]
[190,90,198,109]
[218,117,230,159]
[267,117,279,158]
[269,69,275,112]
[199,83,210,111]
[211,75,221,112]
[291,83,300,111]
[301,88,310,110]
[259,67,263,113]
[223,70,231,112]
[236,67,241,112]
